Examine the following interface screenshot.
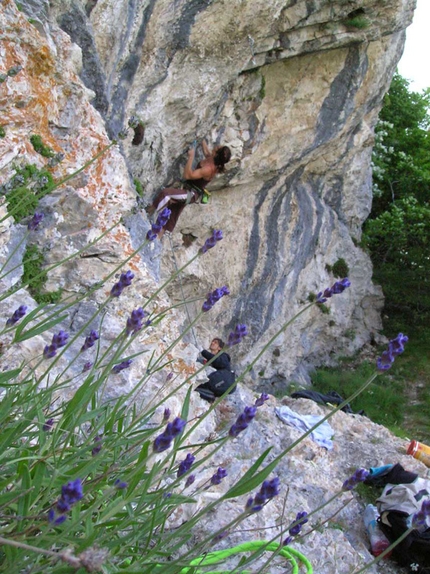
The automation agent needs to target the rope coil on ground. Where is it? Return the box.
[174,540,313,573]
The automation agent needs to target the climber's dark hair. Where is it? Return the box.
[213,146,231,173]
[212,337,225,349]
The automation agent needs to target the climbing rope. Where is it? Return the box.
[167,232,199,348]
[154,540,312,573]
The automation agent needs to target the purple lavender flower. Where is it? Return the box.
[254,393,269,407]
[42,418,54,432]
[229,406,257,438]
[246,477,280,513]
[48,512,67,525]
[27,212,44,231]
[6,305,28,326]
[389,333,408,356]
[289,511,308,536]
[112,359,132,374]
[82,361,93,373]
[146,208,171,241]
[120,270,134,286]
[49,478,83,524]
[157,207,171,227]
[110,270,135,297]
[56,499,71,513]
[43,330,69,359]
[316,278,351,303]
[376,350,395,371]
[202,286,230,312]
[92,435,102,456]
[283,511,309,544]
[227,324,248,347]
[52,330,69,348]
[331,278,351,294]
[114,479,128,490]
[200,229,223,254]
[61,479,84,504]
[177,453,195,478]
[342,468,369,491]
[185,474,195,488]
[163,408,171,421]
[376,333,409,372]
[126,307,148,335]
[110,282,124,297]
[81,330,99,352]
[210,467,227,486]
[43,344,57,359]
[171,417,187,434]
[153,417,187,453]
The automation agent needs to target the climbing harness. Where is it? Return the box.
[167,233,199,348]
[182,181,211,205]
[201,188,211,204]
[154,540,313,573]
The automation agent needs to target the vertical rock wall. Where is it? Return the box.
[4,0,416,388]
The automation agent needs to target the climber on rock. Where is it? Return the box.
[146,140,231,239]
[194,337,236,403]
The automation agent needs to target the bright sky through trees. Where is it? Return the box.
[398,0,430,93]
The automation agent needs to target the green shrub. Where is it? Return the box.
[331,258,349,278]
[344,16,370,29]
[0,125,5,138]
[29,134,55,158]
[5,165,54,221]
[22,244,62,304]
[6,186,39,222]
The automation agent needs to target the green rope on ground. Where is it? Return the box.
[175,540,313,574]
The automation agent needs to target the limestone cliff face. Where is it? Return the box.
[33,0,411,388]
[0,0,414,383]
[0,3,420,573]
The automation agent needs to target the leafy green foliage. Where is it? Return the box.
[331,258,349,278]
[365,197,430,323]
[29,134,55,158]
[364,73,430,326]
[5,164,54,221]
[6,186,39,221]
[0,125,5,138]
[344,16,370,29]
[370,74,430,217]
[22,244,62,304]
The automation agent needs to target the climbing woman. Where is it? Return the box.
[146,140,231,239]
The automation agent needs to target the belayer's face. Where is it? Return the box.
[209,340,221,354]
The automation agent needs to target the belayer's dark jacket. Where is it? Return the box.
[199,349,236,396]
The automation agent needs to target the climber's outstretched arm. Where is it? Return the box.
[183,147,213,180]
[202,139,211,157]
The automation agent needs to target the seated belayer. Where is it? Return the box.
[195,337,236,403]
[146,140,231,239]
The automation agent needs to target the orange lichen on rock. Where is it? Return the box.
[27,46,55,77]
[174,358,197,376]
